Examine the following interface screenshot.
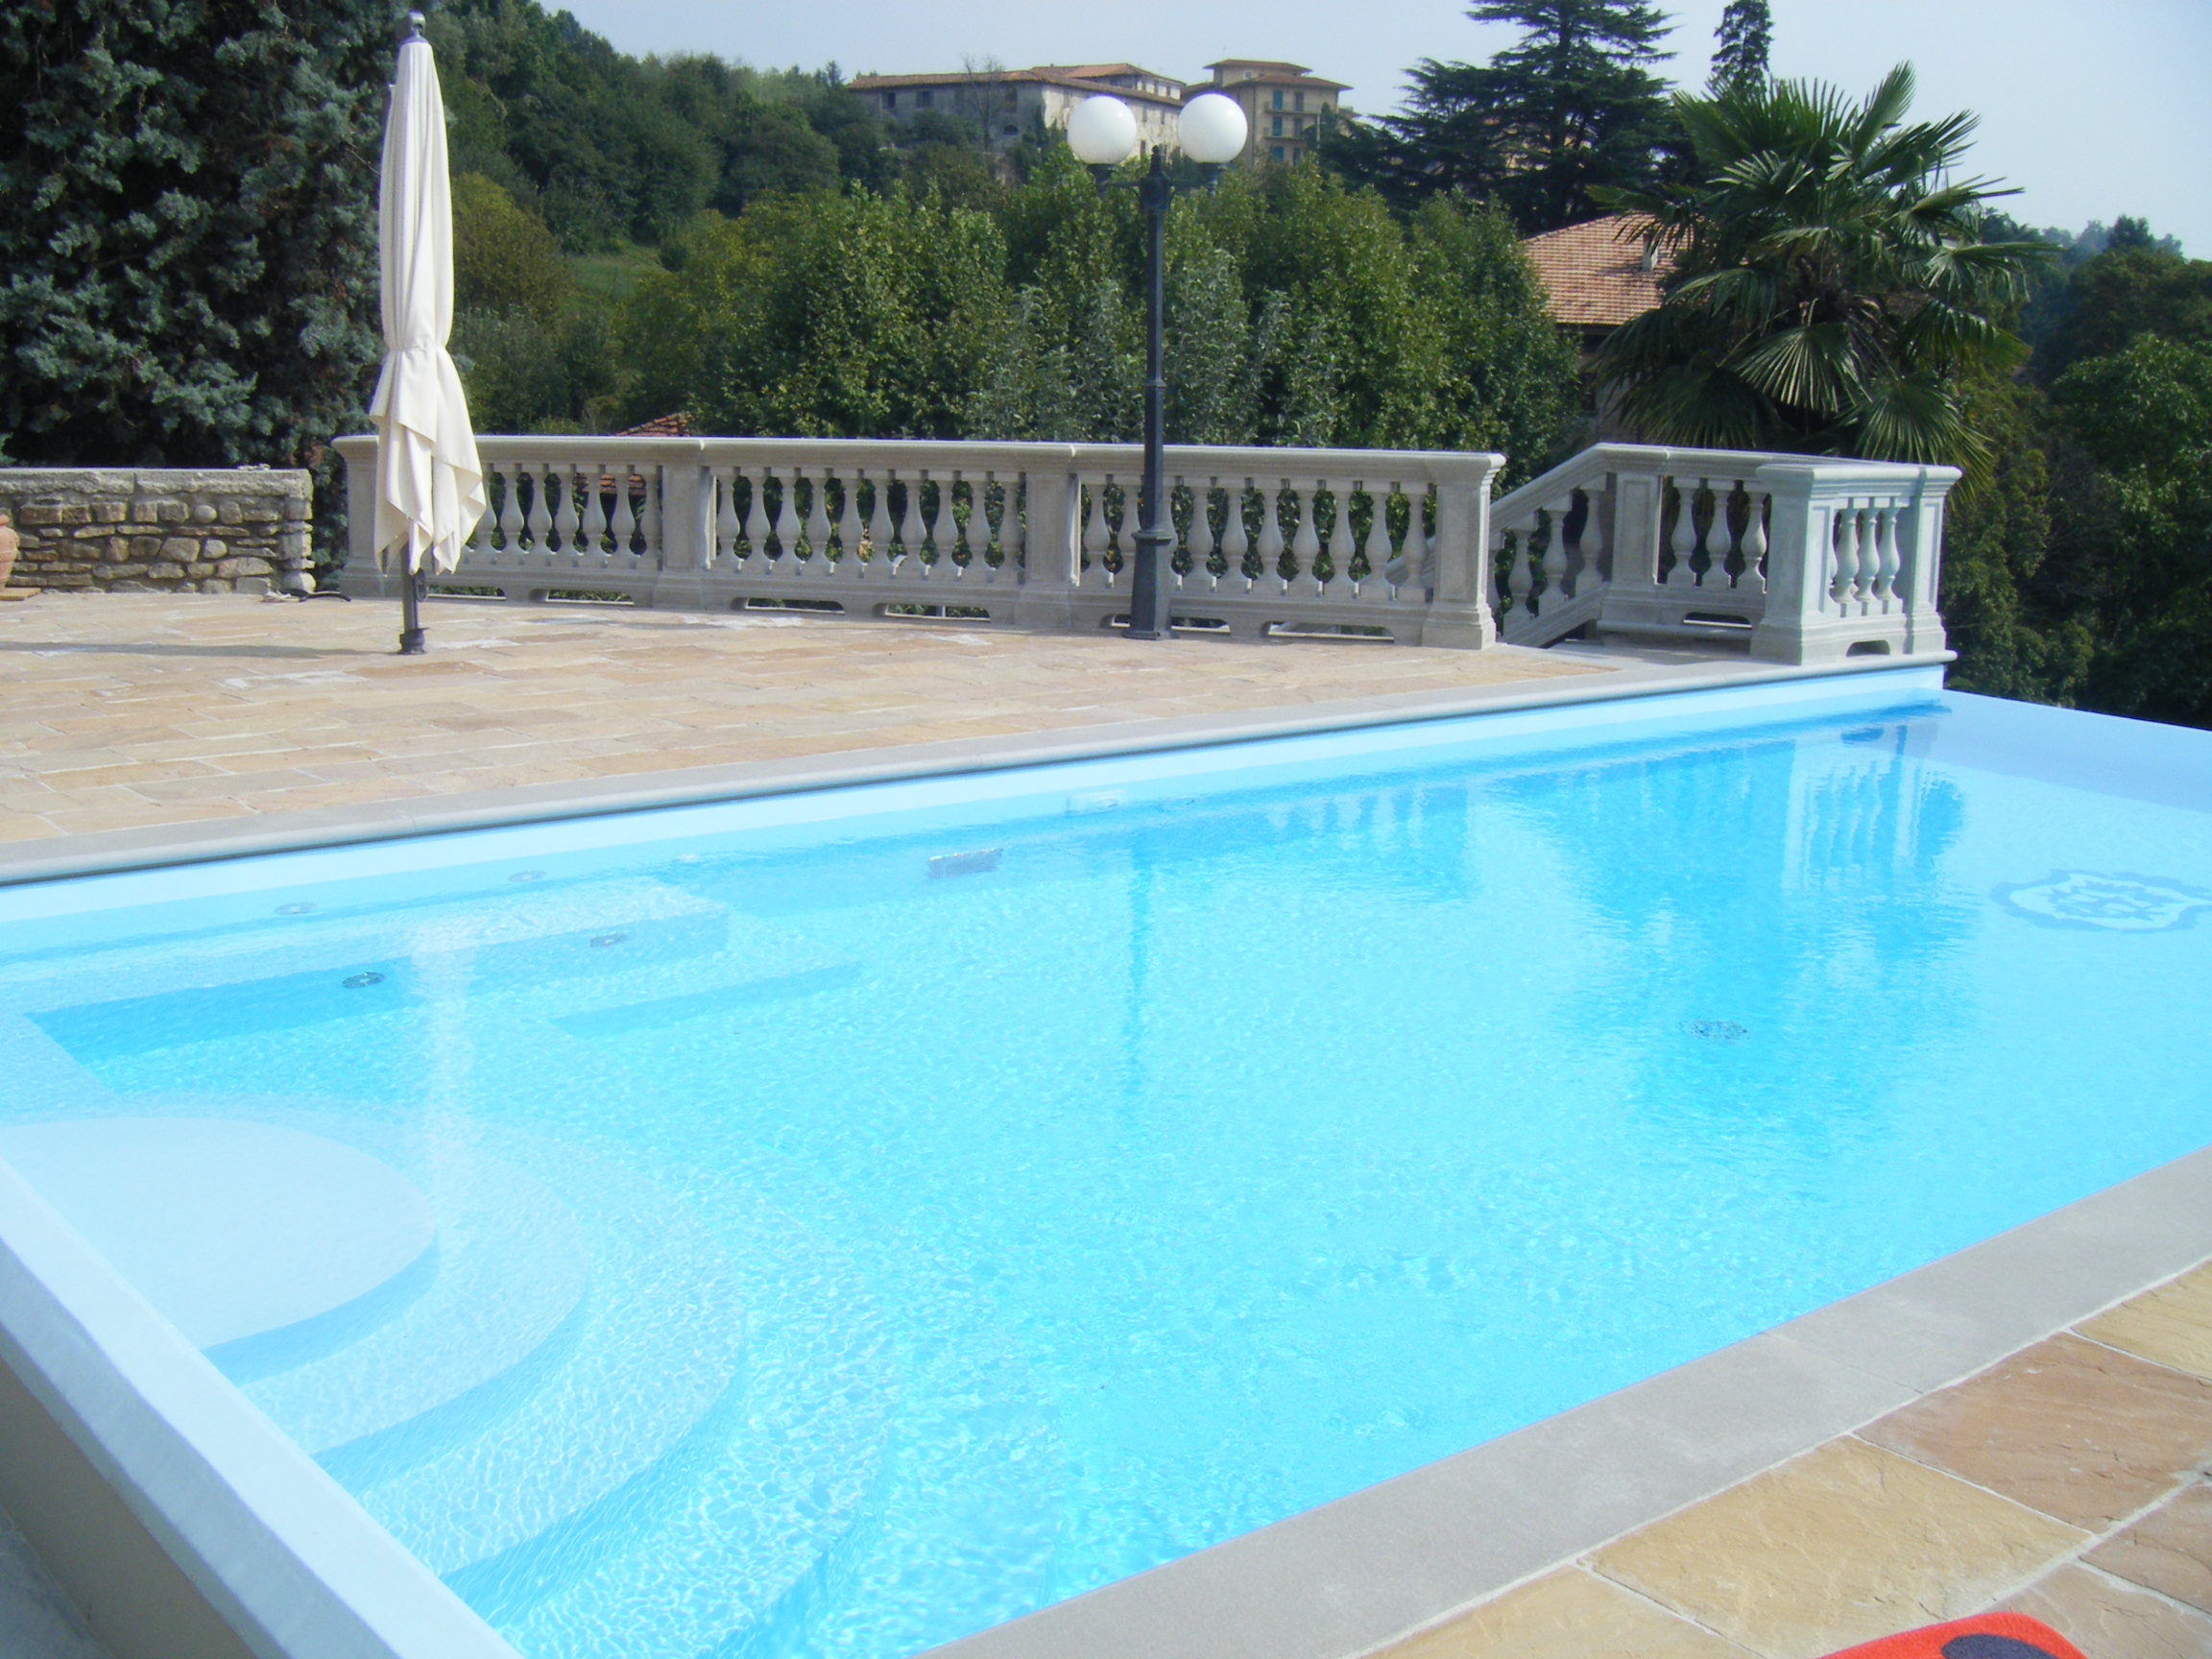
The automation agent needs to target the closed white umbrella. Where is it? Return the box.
[368,11,484,655]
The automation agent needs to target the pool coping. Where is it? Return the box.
[0,650,1943,888]
[13,645,2202,1659]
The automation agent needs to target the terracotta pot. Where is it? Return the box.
[0,513,16,590]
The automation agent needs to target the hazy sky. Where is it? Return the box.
[550,0,2209,253]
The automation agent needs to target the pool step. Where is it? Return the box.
[235,1142,590,1457]
[340,1134,746,1576]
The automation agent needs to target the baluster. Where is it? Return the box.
[1668,476,1699,588]
[1082,477,1110,580]
[772,467,803,566]
[1291,480,1323,593]
[741,468,771,566]
[580,460,608,562]
[1399,488,1431,591]
[805,468,833,565]
[1540,497,1572,607]
[866,470,895,570]
[470,464,499,562]
[712,468,740,566]
[1222,480,1253,589]
[1324,478,1357,593]
[493,462,522,559]
[899,471,927,569]
[1831,502,1861,607]
[1574,487,1607,595]
[1505,519,1535,617]
[998,475,1024,575]
[834,470,862,570]
[550,462,582,564]
[946,475,971,574]
[1359,484,1391,591]
[524,462,553,560]
[637,465,661,558]
[1257,482,1287,589]
[1189,477,1218,589]
[609,464,637,559]
[1873,504,1901,604]
[1740,488,1768,593]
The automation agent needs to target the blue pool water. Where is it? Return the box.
[2,667,2210,1658]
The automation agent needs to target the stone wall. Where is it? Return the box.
[0,469,311,594]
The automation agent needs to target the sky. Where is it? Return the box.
[550,0,2210,254]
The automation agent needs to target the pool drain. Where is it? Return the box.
[589,933,628,949]
[343,972,385,989]
[1688,1020,1748,1042]
[276,902,315,916]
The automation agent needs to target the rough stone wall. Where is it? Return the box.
[0,469,312,594]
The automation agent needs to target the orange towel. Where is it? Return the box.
[1818,1613,2087,1659]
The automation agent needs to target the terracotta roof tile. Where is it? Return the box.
[1522,214,1676,330]
[616,413,690,438]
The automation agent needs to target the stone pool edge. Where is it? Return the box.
[0,652,1945,888]
[934,1142,2212,1659]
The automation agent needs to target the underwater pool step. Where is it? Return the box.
[236,1140,589,1459]
[477,1168,903,1659]
[343,1135,747,1576]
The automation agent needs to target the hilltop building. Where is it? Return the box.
[850,58,1351,165]
[851,64,1188,155]
[1199,60,1349,167]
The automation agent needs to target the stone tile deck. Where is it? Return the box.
[1390,1260,2212,1659]
[0,591,1600,847]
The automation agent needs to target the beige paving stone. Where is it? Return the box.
[1589,1437,2086,1659]
[2004,1563,2212,1659]
[1382,1568,1753,1658]
[0,592,1606,845]
[2084,1479,2212,1614]
[1860,1333,2212,1529]
[2080,1262,2212,1382]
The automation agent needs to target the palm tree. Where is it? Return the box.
[1593,64,2051,472]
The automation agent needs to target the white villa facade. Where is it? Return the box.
[850,57,1352,163]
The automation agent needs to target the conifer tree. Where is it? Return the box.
[1709,0,1773,93]
[1329,0,1675,232]
[0,1,389,470]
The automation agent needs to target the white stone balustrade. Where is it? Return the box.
[339,436,1504,646]
[1488,444,1957,661]
[337,435,1955,662]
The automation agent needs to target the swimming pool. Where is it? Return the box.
[2,667,2209,1659]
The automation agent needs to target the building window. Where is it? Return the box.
[918,88,933,108]
[1270,144,1285,162]
[1293,91,1305,112]
[1271,88,1284,110]
[883,91,897,109]
[1271,115,1283,137]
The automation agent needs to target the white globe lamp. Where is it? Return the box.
[1066,95,1140,167]
[1178,92,1248,167]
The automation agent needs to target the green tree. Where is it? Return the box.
[1594,65,2051,470]
[0,0,386,470]
[2050,336,2212,725]
[1936,374,2092,704]
[2037,245,2212,380]
[453,174,573,325]
[620,189,1011,439]
[1708,0,1772,92]
[1330,0,1675,230]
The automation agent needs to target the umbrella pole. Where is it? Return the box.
[398,553,426,655]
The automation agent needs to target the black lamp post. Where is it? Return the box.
[1067,92,1250,640]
